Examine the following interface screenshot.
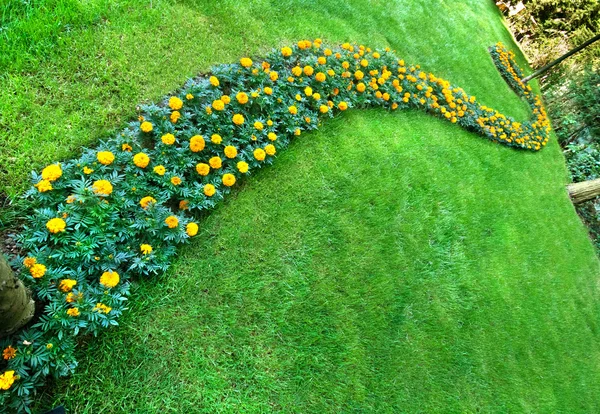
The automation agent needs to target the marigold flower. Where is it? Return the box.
[209,156,222,169]
[3,346,16,360]
[210,134,222,145]
[303,65,314,76]
[292,66,302,77]
[338,101,348,110]
[254,121,264,131]
[186,93,194,100]
[0,371,16,391]
[133,152,150,168]
[212,99,225,111]
[269,71,278,81]
[154,165,166,176]
[281,46,292,57]
[97,151,115,165]
[240,57,253,68]
[294,128,302,136]
[59,279,77,292]
[354,70,364,80]
[169,96,183,110]
[41,164,62,181]
[66,292,76,303]
[190,135,206,152]
[209,76,219,87]
[170,111,181,123]
[179,200,189,210]
[221,95,231,104]
[288,105,298,115]
[264,87,273,95]
[232,114,245,125]
[67,308,80,317]
[23,257,36,268]
[122,143,133,152]
[356,82,366,92]
[319,105,329,114]
[161,133,175,145]
[186,222,199,237]
[254,148,266,161]
[171,176,182,185]
[139,120,153,133]
[196,163,210,176]
[140,196,157,209]
[360,59,368,67]
[92,180,113,196]
[83,166,93,174]
[140,244,153,255]
[204,184,216,197]
[165,216,178,228]
[315,72,326,82]
[94,303,112,314]
[224,146,238,159]
[100,271,119,288]
[222,173,236,187]
[236,92,249,104]
[46,343,53,349]
[237,161,249,173]
[35,179,53,192]
[46,218,66,234]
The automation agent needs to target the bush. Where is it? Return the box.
[0,39,550,412]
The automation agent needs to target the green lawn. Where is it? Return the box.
[2,0,600,412]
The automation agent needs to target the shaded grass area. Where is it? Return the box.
[3,0,600,412]
[38,110,600,412]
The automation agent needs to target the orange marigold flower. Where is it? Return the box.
[303,66,314,76]
[35,179,53,193]
[204,184,216,197]
[179,200,189,210]
[196,163,210,176]
[222,173,236,187]
[236,92,249,104]
[281,46,292,57]
[212,99,225,111]
[338,101,348,111]
[140,196,157,209]
[59,279,77,292]
[67,308,80,317]
[23,257,36,268]
[209,156,222,169]
[171,176,182,185]
[190,135,206,152]
[254,148,266,161]
[315,72,326,82]
[2,347,16,361]
[29,263,46,278]
[224,146,238,159]
[122,143,133,152]
[165,215,179,228]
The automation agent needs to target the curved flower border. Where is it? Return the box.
[0,39,549,412]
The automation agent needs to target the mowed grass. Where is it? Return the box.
[2,0,600,412]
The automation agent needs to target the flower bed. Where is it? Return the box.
[0,39,550,412]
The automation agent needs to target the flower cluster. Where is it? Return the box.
[0,39,550,411]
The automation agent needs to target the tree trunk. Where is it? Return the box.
[0,254,35,338]
[567,178,600,204]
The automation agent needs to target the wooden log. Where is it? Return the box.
[0,253,35,338]
[567,178,600,204]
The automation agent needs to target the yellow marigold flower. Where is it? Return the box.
[356,82,366,93]
[46,343,53,349]
[221,95,231,104]
[373,52,380,59]
[324,48,332,56]
[133,152,150,168]
[267,132,277,141]
[222,173,236,187]
[190,135,205,152]
[254,148,266,161]
[288,105,298,115]
[232,114,245,125]
[292,66,302,77]
[236,92,249,104]
[254,121,264,131]
[313,93,321,100]
[140,196,157,209]
[59,279,77,292]
[295,94,302,101]
[237,161,249,173]
[319,105,329,114]
[186,222,199,237]
[354,70,364,80]
[46,218,66,234]
[209,156,222,169]
[196,163,210,176]
[338,101,348,111]
[153,165,166,176]
[100,271,119,288]
[94,303,112,314]
[170,111,181,123]
[359,59,368,67]
[251,91,259,98]
[303,66,314,76]
[165,215,179,228]
[209,76,219,87]
[35,179,53,193]
[92,180,113,196]
[23,257,36,268]
[67,308,80,317]
[315,72,326,82]
[224,146,238,159]
[140,244,153,255]
[212,99,225,111]
[2,346,16,360]
[0,370,16,391]
[41,164,62,181]
[211,134,222,144]
[65,292,76,303]
[265,144,276,156]
[317,56,326,65]
[269,71,278,81]
[186,93,194,100]
[304,86,313,96]
[264,87,273,95]
[122,143,133,152]
[171,176,182,186]
[327,69,335,77]
[179,200,189,210]
[204,184,216,197]
[281,46,292,57]
[169,96,183,110]
[206,106,212,115]
[240,57,253,68]
[83,167,93,174]
[141,121,153,133]
[97,151,115,165]
[161,133,175,145]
